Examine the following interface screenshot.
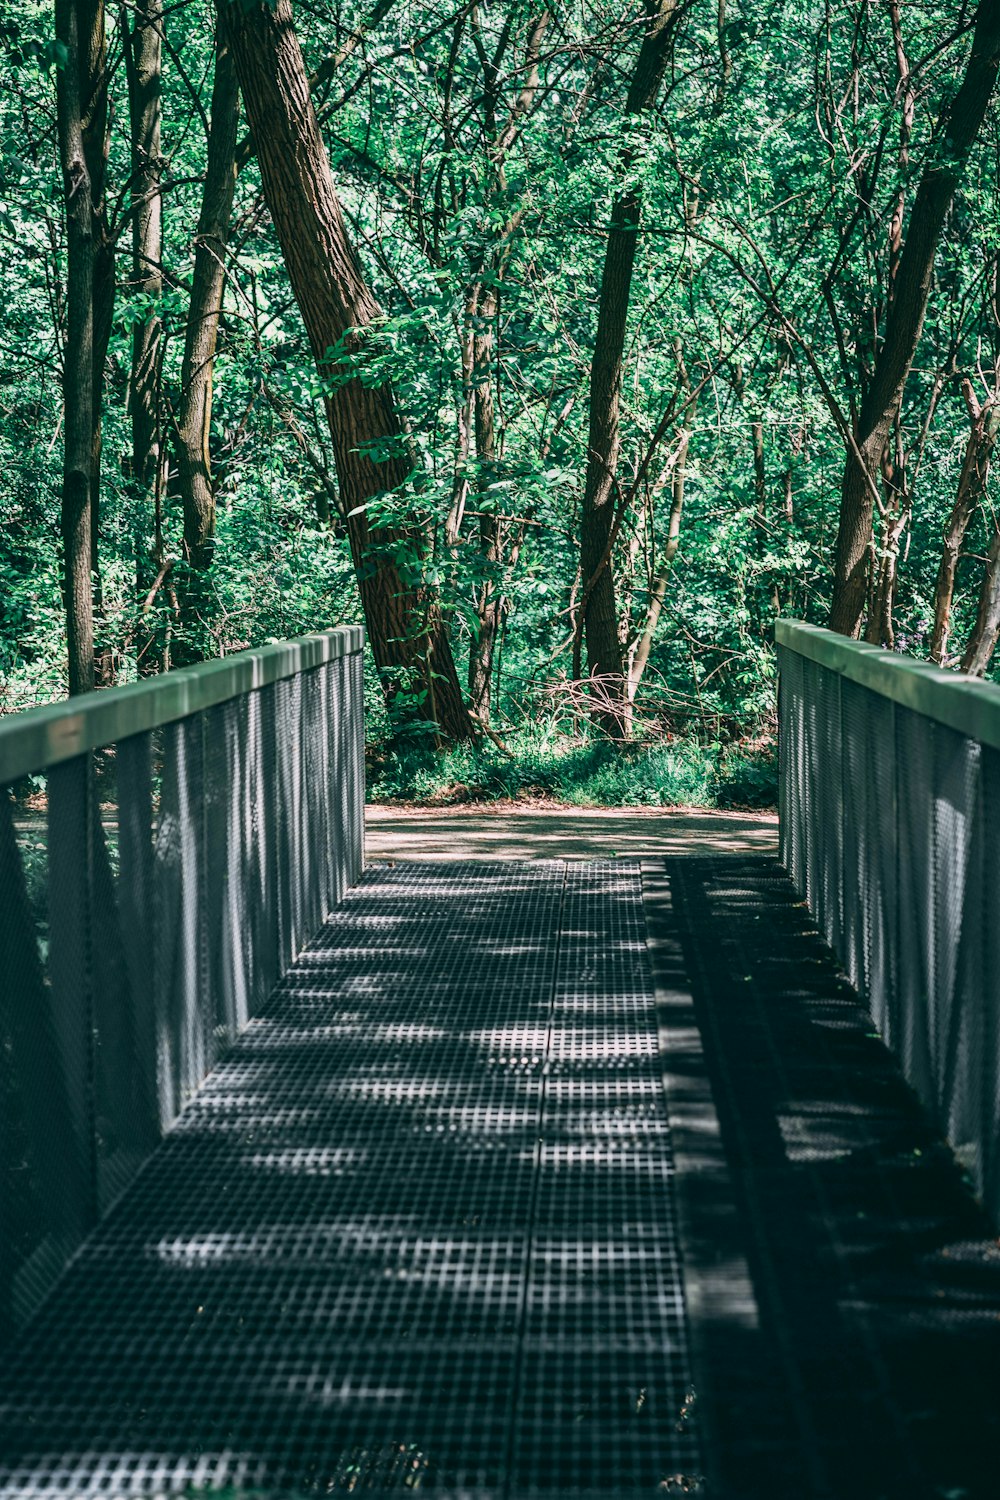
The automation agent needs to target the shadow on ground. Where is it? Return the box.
[662,853,1000,1500]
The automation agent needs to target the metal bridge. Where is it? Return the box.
[1,624,998,1499]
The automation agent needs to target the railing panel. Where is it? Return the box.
[0,627,364,1340]
[114,732,162,1155]
[90,744,161,1209]
[860,683,897,1040]
[983,749,1000,1214]
[935,728,984,1175]
[893,705,936,1098]
[0,786,86,1338]
[778,620,1000,1223]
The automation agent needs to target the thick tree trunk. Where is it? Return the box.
[55,0,96,695]
[930,380,1000,663]
[125,0,165,525]
[829,0,1000,636]
[578,0,680,734]
[176,23,239,572]
[225,0,473,740]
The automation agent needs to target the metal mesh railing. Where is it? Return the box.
[0,628,364,1343]
[777,620,1000,1226]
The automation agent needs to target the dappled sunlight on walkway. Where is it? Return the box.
[365,806,778,863]
[0,863,700,1499]
[0,853,997,1499]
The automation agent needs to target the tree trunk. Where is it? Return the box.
[829,0,1000,636]
[124,0,165,529]
[76,0,115,682]
[627,416,692,703]
[930,379,1000,663]
[224,0,473,741]
[961,522,1000,674]
[578,0,680,735]
[864,419,908,648]
[55,0,96,695]
[462,9,550,721]
[748,414,781,619]
[467,285,503,721]
[176,21,239,572]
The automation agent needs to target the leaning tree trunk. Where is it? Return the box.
[176,21,239,574]
[577,0,680,735]
[829,0,1000,636]
[224,0,474,740]
[55,0,96,695]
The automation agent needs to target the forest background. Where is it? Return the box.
[3,0,1000,807]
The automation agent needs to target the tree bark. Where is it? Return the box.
[467,285,504,720]
[462,9,550,721]
[961,522,1000,674]
[76,0,115,681]
[829,0,1000,636]
[124,0,165,528]
[864,419,908,648]
[175,21,239,571]
[626,417,692,703]
[930,379,1000,663]
[577,0,680,734]
[731,350,780,624]
[55,0,96,695]
[224,0,473,740]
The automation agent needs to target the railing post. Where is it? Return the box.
[116,732,162,1143]
[46,754,98,1230]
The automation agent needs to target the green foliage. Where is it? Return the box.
[2,0,999,784]
[368,729,777,811]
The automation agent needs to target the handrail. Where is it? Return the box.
[0,626,364,784]
[777,618,1000,1225]
[775,619,1000,750]
[2,624,366,1338]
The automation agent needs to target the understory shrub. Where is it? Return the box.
[367,733,777,810]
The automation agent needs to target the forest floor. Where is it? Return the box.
[365,802,778,862]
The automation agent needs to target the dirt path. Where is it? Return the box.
[365,802,778,862]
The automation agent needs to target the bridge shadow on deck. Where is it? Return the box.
[661,854,1000,1500]
[0,855,997,1499]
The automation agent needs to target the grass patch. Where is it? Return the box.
[367,732,777,810]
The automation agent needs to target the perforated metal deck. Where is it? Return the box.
[0,862,701,1499]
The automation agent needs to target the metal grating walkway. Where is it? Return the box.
[0,862,700,1499]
